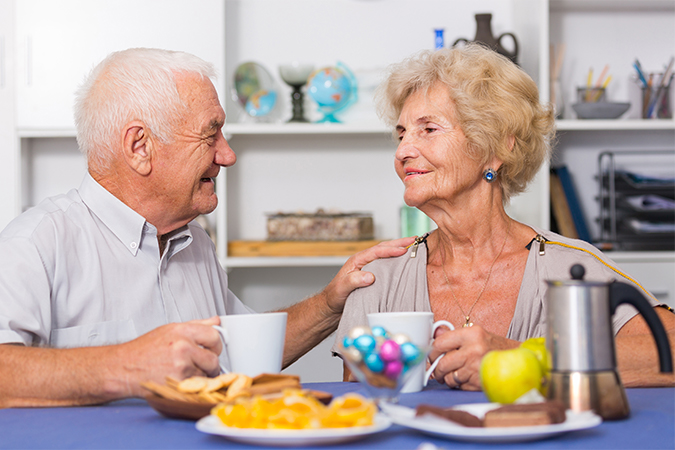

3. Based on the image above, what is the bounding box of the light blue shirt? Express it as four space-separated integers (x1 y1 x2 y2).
0 174 253 348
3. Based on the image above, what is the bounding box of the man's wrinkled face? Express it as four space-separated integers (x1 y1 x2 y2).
152 73 235 226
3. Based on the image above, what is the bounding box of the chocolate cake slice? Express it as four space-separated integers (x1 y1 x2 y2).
415 404 483 427
483 401 567 427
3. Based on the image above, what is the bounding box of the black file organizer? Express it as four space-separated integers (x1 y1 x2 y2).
597 150 675 251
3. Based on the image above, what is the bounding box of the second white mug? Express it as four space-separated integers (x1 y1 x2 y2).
367 311 454 393
214 312 287 377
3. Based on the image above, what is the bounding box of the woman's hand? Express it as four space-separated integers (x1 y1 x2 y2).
429 326 519 391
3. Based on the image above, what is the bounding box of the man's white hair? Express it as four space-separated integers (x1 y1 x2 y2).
74 48 217 169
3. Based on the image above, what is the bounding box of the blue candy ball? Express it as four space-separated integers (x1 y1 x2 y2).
353 334 376 354
342 336 354 348
371 326 388 339
400 342 421 364
364 352 384 373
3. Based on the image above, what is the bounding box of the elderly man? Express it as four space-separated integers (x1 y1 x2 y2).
0 48 412 407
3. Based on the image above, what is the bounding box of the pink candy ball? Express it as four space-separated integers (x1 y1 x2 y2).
384 360 403 379
379 340 401 362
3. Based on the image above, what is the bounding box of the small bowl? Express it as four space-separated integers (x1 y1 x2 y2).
340 326 428 404
572 101 631 119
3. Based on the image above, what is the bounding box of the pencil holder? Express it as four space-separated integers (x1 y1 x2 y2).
641 85 672 119
577 87 606 103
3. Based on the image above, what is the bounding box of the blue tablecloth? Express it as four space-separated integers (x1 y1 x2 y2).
1 381 673 449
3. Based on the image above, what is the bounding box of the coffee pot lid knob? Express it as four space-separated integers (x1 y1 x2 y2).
570 264 586 280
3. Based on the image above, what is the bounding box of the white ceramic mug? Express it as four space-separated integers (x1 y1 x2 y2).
214 312 287 377
367 311 454 393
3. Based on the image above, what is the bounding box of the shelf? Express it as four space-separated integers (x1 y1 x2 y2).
551 0 675 12
18 128 77 138
228 240 380 257
604 251 675 263
225 122 390 136
556 119 675 131
222 256 350 268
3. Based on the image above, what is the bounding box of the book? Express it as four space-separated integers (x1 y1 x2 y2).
550 171 578 239
551 166 592 243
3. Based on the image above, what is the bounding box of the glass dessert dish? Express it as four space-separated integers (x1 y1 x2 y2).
340 325 429 404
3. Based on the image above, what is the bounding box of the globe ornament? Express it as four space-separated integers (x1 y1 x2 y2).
307 62 358 123
245 89 277 118
232 62 279 122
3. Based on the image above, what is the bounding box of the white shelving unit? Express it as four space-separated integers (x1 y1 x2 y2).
549 0 675 306
225 123 390 136
556 120 675 131
1 0 673 381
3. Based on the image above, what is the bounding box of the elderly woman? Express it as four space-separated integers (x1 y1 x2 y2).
333 43 674 389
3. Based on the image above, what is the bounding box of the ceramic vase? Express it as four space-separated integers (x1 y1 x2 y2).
453 13 519 65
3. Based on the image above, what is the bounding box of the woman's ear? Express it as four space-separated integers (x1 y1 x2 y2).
122 121 152 176
507 134 515 152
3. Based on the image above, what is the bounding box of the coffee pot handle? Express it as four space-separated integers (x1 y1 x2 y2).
610 282 673 373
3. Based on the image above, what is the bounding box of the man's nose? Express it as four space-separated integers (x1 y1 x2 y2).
214 132 236 167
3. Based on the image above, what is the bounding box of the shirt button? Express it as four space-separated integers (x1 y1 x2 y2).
130 242 138 249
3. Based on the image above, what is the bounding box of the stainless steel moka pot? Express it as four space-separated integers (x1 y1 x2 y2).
546 264 672 420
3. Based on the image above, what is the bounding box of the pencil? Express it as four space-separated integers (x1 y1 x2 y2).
633 61 648 87
592 75 612 102
647 57 675 118
595 65 609 87
643 74 653 118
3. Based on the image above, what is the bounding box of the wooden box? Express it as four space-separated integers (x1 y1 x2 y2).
266 211 374 241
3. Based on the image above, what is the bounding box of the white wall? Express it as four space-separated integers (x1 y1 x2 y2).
0 0 17 229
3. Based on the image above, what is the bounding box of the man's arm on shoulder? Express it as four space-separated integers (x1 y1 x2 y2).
0 318 223 407
281 237 415 367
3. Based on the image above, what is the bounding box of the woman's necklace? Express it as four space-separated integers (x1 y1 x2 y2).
440 220 512 328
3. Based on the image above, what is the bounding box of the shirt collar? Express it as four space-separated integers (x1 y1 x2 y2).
78 173 147 256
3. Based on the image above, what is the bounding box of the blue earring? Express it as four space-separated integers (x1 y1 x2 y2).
483 168 497 183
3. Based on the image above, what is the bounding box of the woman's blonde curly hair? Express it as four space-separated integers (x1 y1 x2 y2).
376 43 556 202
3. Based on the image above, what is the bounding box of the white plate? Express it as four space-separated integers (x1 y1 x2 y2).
195 413 391 447
380 402 602 443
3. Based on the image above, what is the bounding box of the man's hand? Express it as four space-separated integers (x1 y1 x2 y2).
114 317 223 397
322 237 415 314
0 317 224 407
281 237 415 368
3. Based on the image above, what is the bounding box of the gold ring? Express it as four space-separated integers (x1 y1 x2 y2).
452 370 462 386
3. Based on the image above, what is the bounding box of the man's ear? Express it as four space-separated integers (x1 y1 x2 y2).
122 121 152 176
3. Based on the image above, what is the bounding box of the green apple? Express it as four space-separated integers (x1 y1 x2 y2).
520 337 551 375
520 337 551 396
480 348 543 404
